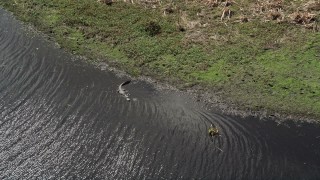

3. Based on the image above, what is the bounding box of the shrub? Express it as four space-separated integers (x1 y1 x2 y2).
145 21 161 36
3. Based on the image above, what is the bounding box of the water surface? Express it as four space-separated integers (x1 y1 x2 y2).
0 8 319 179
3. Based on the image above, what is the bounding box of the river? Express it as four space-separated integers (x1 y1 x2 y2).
0 8 319 179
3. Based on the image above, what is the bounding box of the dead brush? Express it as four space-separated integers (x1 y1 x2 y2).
303 1 320 11
268 10 281 20
220 0 237 21
112 0 162 8
139 0 162 8
234 15 249 23
267 0 283 9
177 11 201 31
221 6 232 20
202 0 233 9
204 0 219 7
267 9 285 21
250 0 286 22
253 0 284 14
288 11 316 24
163 4 175 16
303 22 319 31
223 0 237 7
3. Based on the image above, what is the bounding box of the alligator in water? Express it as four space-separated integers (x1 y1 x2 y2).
118 80 131 101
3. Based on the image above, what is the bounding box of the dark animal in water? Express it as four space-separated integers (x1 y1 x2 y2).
208 124 219 137
118 80 131 101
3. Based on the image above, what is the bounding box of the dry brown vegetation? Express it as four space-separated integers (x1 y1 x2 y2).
96 0 319 31
95 0 319 50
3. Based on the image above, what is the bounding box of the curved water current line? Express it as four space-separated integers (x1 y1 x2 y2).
0 8 319 179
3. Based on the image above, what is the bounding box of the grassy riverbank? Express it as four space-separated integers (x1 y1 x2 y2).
1 0 319 120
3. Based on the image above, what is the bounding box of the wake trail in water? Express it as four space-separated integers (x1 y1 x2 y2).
0 7 319 180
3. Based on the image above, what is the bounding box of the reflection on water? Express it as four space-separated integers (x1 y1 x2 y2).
0 8 319 179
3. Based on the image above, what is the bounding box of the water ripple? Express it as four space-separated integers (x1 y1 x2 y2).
0 7 319 180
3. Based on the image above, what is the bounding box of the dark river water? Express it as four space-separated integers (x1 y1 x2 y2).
0 8 320 180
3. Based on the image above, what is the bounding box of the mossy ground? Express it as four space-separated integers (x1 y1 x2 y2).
1 0 319 120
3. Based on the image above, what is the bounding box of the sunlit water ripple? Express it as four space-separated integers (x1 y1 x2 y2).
0 8 319 179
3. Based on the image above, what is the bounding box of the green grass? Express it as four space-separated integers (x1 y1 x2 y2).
1 0 319 120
